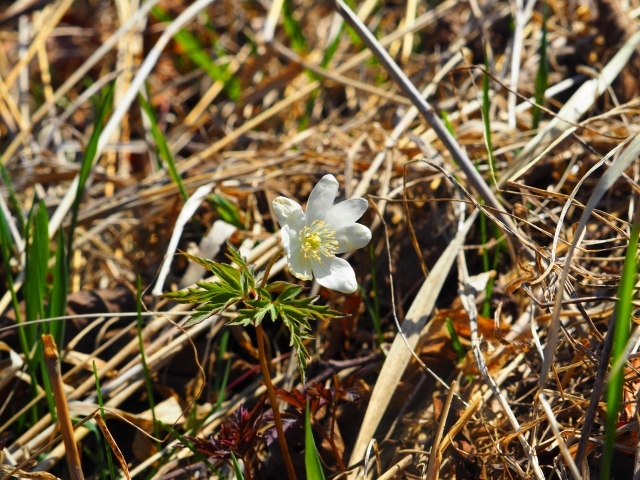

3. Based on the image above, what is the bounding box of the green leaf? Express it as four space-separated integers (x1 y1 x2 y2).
282 0 307 53
532 4 548 130
245 299 270 309
445 317 465 363
305 400 326 480
67 82 115 264
225 242 255 287
0 205 31 372
25 201 48 335
158 420 226 478
228 306 270 327
0 162 25 233
163 287 239 304
208 194 244 229
214 263 242 291
179 251 244 292
137 276 160 447
230 452 245 480
182 311 213 327
440 110 455 137
602 207 640 479
240 271 248 296
48 228 68 350
93 361 116 480
265 281 298 293
269 304 278 322
276 285 304 303
257 287 271 301
151 6 240 100
482 44 496 184
139 92 189 202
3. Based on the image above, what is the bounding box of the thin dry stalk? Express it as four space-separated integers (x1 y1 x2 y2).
41 335 85 480
457 253 544 480
378 454 412 480
255 247 296 480
424 380 456 480
94 413 132 480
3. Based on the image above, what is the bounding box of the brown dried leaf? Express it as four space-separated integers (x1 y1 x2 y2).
94 413 132 480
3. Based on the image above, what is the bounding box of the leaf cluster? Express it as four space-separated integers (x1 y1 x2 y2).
160 244 342 379
265 376 360 471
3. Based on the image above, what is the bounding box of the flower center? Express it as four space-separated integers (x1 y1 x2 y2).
299 220 338 264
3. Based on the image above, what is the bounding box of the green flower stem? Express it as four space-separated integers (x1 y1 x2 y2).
256 247 297 480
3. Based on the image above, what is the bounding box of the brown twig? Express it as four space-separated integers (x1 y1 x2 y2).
255 247 297 480
256 323 297 480
41 334 85 480
377 454 413 480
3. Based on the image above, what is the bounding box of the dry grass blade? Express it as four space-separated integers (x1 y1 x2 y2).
94 413 132 480
424 380 456 480
331 0 523 252
151 183 214 296
457 254 544 480
378 455 412 480
347 209 478 471
540 134 640 389
0 466 59 480
437 392 482 455
505 29 640 183
41 335 84 480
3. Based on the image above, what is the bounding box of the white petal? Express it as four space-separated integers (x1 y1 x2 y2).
285 228 313 281
312 256 358 294
280 225 292 255
323 198 369 230
305 174 339 224
272 197 305 231
334 224 372 254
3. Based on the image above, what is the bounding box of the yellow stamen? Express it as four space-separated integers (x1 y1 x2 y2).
299 220 338 264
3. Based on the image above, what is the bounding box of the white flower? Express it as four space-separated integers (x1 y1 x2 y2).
272 174 372 294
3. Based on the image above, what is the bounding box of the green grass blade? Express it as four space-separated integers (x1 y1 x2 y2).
0 207 30 365
479 200 492 317
321 30 342 69
214 330 229 394
0 162 25 233
282 0 307 53
366 244 384 347
93 361 116 480
34 200 49 319
0 206 41 424
601 208 640 479
208 194 242 229
139 93 189 203
441 110 455 137
482 45 496 184
305 400 326 480
24 207 37 345
230 452 245 480
215 357 231 412
67 83 116 267
151 6 240 100
445 318 465 363
25 201 48 340
158 420 226 478
48 228 68 350
137 276 160 445
532 4 548 130
25 201 57 421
